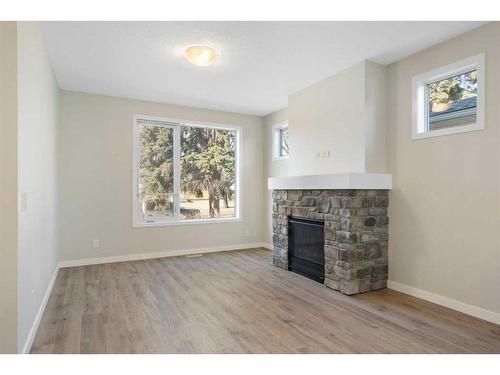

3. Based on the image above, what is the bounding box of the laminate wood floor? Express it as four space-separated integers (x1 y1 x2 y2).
31 248 500 353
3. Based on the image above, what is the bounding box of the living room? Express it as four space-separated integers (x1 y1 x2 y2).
1 1 499 372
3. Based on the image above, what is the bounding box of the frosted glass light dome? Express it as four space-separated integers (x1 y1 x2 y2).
183 45 219 67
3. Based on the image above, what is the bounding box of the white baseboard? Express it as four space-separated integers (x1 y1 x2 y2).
261 243 272 250
58 242 270 268
21 264 60 354
387 280 500 325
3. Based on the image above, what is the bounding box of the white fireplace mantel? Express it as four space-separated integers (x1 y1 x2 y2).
268 173 392 190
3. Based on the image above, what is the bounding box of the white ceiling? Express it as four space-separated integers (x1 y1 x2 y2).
41 21 486 116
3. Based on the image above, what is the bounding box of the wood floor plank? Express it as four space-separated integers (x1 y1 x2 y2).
30 248 500 354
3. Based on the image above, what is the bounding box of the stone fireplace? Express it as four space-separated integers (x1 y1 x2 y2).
271 188 389 295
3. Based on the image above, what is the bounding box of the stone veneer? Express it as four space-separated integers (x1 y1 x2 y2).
272 189 389 295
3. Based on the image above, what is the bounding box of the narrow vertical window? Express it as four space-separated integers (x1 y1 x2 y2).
279 127 289 157
273 123 289 160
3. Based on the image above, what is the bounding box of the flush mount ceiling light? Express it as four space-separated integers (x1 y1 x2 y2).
183 45 220 67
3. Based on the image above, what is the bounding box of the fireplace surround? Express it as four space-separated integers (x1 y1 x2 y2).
272 189 389 295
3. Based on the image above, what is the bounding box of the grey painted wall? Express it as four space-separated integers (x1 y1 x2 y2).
386 22 500 314
17 22 60 353
58 91 265 262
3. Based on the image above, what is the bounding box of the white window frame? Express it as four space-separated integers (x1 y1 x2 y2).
412 53 485 140
272 122 289 160
132 114 242 227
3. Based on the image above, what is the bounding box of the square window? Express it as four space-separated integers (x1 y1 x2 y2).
133 115 240 226
412 54 485 139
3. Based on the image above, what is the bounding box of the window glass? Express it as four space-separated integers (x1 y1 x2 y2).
134 118 239 225
273 124 289 159
137 122 174 220
280 127 289 157
180 126 237 219
427 69 477 131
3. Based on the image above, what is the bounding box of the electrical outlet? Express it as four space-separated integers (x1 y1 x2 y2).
92 239 100 249
313 152 320 159
322 150 330 158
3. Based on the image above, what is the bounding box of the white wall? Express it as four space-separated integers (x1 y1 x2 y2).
17 22 60 353
0 21 18 354
58 91 265 262
263 108 288 245
364 61 387 173
287 61 387 176
386 22 500 316
288 62 365 175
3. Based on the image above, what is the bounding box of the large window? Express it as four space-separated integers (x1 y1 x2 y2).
412 54 485 139
133 115 240 226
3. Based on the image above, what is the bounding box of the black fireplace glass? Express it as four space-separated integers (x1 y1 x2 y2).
288 217 325 283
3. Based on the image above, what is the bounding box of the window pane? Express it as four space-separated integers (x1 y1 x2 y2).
137 123 174 220
427 69 477 131
280 127 289 156
180 126 237 219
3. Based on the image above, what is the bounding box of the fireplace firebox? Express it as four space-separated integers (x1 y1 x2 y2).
288 217 325 283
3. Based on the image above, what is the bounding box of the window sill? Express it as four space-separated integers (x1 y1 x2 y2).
412 122 484 140
133 217 242 228
273 155 289 161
